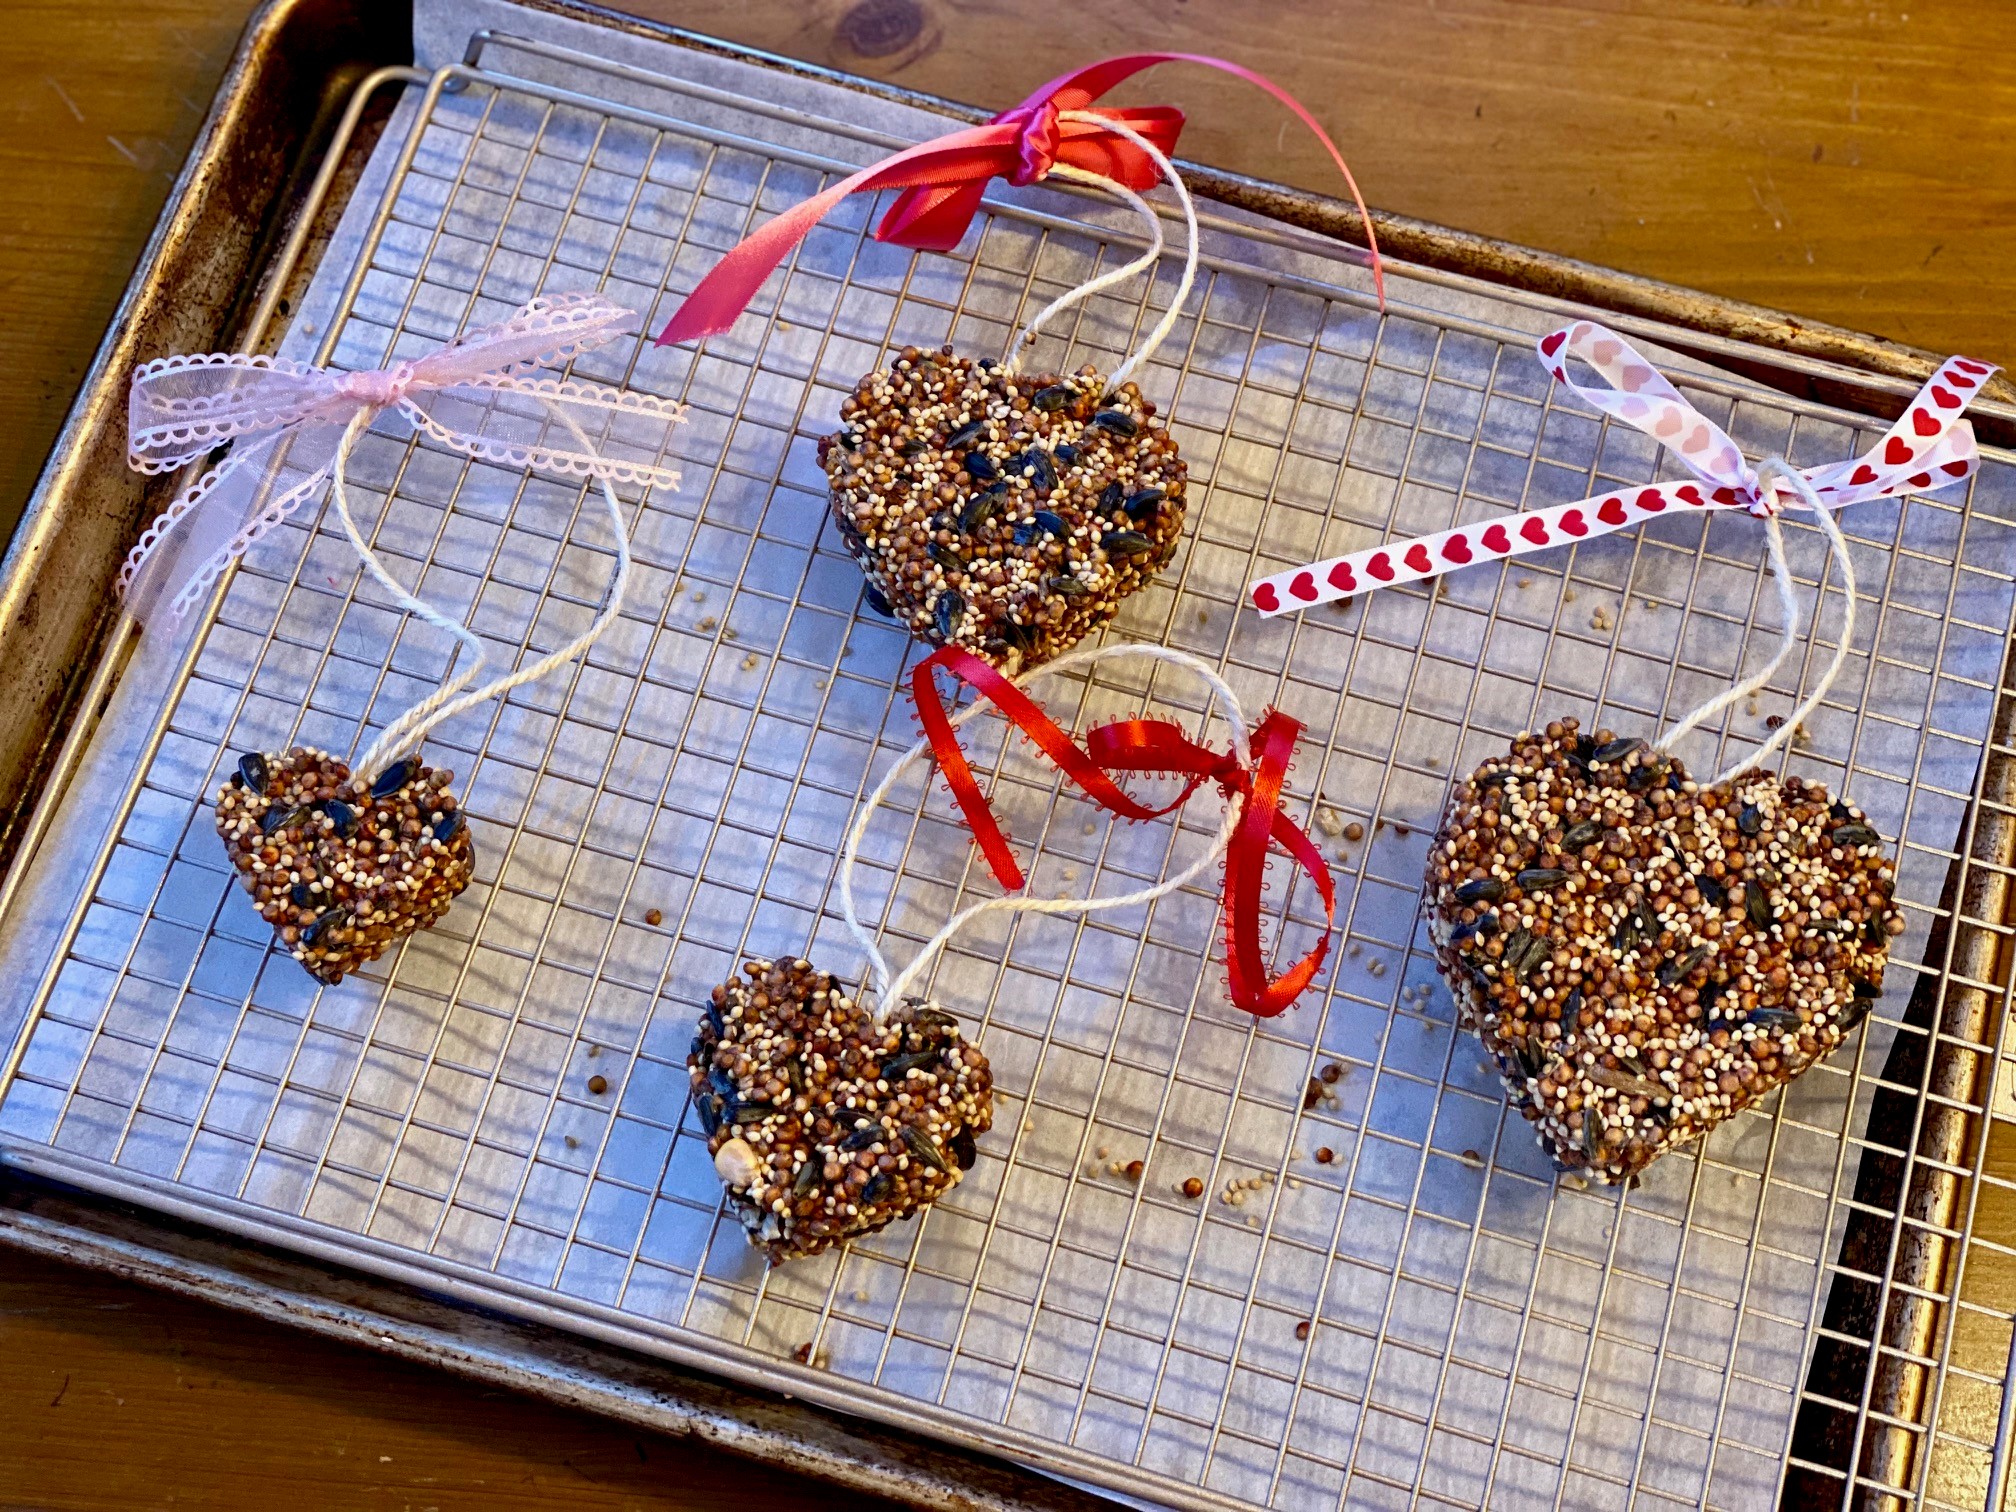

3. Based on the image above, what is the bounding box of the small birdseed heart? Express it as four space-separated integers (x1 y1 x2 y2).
215 747 475 984
690 955 995 1265
1427 717 1900 1183
821 345 1187 673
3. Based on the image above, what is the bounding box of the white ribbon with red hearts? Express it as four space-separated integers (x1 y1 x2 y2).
1246 321 1998 616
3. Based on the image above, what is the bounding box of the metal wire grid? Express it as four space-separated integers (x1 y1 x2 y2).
1 54 2014 1512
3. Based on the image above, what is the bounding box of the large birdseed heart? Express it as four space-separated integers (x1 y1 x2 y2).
1426 717 1901 1183
821 345 1187 672
689 955 994 1265
215 747 475 984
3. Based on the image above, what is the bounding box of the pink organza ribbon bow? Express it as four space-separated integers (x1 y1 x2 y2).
122 291 682 627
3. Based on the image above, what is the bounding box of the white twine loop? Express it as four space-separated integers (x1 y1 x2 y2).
839 643 1250 1022
1654 458 1858 785
332 402 637 782
1002 110 1199 391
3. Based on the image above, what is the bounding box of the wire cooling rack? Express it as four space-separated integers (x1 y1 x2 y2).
3 28 2016 1511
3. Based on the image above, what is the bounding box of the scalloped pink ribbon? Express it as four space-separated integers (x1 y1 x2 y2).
1246 321 1998 616
120 292 682 628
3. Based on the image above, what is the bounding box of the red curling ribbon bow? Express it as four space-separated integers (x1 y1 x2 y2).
656 52 1383 347
910 647 1336 1018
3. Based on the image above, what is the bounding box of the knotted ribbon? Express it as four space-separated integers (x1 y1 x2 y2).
122 292 683 628
911 647 1335 1017
656 53 1383 347
1248 320 1997 614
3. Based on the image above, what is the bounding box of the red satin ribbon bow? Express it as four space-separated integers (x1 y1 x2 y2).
656 52 1383 347
911 648 1336 1018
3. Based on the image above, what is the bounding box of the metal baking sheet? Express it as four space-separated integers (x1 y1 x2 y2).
3 11 2015 1509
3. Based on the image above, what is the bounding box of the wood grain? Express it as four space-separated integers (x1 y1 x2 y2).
0 1249 902 1509
0 0 2009 1505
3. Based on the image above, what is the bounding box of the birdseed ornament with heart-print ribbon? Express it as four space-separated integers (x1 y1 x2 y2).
658 53 1385 674
1247 320 1995 613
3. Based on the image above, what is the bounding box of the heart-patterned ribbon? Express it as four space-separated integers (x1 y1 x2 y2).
1247 321 1998 615
655 52 1383 348
911 647 1335 1017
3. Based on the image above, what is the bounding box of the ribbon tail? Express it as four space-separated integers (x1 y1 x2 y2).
1221 712 1334 1016
911 651 1030 889
405 382 685 491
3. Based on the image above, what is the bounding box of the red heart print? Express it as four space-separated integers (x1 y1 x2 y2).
1598 497 1627 526
1932 385 1961 410
1941 460 1970 477
1559 509 1587 538
1520 516 1549 546
1954 358 1990 375
1884 437 1913 466
1328 560 1357 592
1907 472 1932 489
1635 488 1666 513
1367 552 1395 582
1675 485 1705 507
1539 331 1567 357
1290 571 1319 601
1482 524 1511 554
1850 464 1877 486
1405 543 1433 574
1912 409 1940 437
1252 582 1279 612
1444 533 1473 564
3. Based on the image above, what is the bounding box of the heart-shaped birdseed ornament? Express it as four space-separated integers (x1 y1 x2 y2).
822 346 1187 673
215 747 475 984
1427 717 1902 1183
689 955 994 1264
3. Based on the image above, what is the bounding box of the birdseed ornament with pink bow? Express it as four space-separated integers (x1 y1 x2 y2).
123 292 685 982
1249 320 1998 1183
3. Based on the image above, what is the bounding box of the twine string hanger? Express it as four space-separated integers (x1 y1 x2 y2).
331 399 637 782
1652 460 1858 786
838 643 1252 1022
1000 110 1201 391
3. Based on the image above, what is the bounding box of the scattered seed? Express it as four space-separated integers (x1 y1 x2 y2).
698 616 717 632
1344 821 1365 842
645 908 663 926
1125 1159 1144 1180
1295 1320 1312 1341
587 1074 609 1095
1315 1147 1335 1164
1182 1177 1204 1199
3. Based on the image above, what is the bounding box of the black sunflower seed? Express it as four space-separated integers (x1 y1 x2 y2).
1102 530 1154 558
1592 737 1646 763
319 798 358 838
1832 822 1882 849
1560 820 1605 850
290 883 314 907
960 483 1007 531
1049 575 1090 598
910 1006 959 1033
1829 800 1851 820
1033 510 1069 537
260 804 308 836
901 1125 955 1175
1696 873 1726 907
950 1126 979 1170
934 590 966 641
862 1171 892 1204
300 905 351 947
1864 916 1889 946
371 758 418 799
963 451 998 482
879 1049 941 1081
1747 1004 1801 1032
1030 385 1073 412
1009 449 1057 489
945 418 987 449
1746 879 1772 930
1500 926 1533 971
692 1090 721 1137
1052 443 1078 465
1516 867 1570 891
1582 1111 1605 1162
1454 876 1505 904
999 620 1036 651
1099 481 1125 516
1658 944 1712 987
840 1122 883 1152
1561 986 1585 1025
1091 409 1139 437
1698 978 1727 1016
1516 937 1553 980
1012 521 1038 546
899 437 930 457
1512 1034 1547 1083
1737 803 1762 837
1123 488 1165 521
794 1158 822 1196
1851 977 1883 999
237 752 269 795
1627 761 1663 792
928 542 967 572
734 1102 771 1124
863 583 894 618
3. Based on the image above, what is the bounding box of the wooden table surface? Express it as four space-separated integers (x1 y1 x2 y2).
2 0 2011 1505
